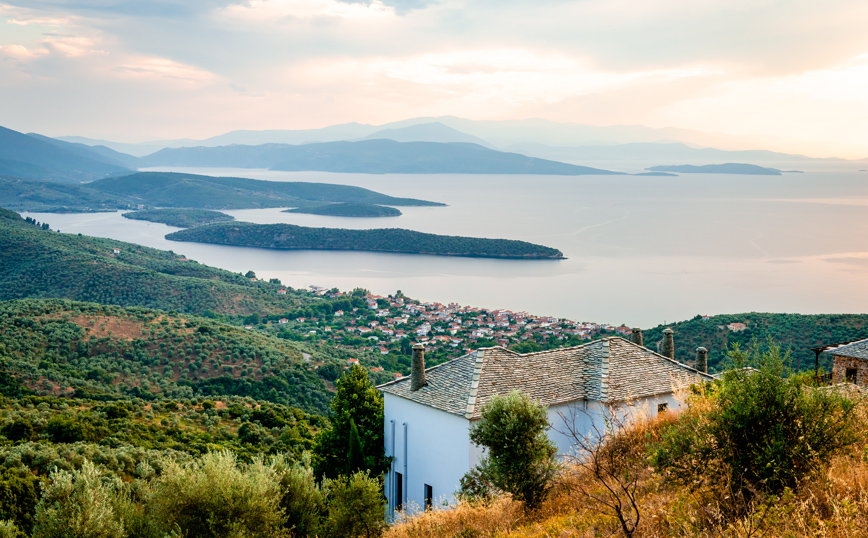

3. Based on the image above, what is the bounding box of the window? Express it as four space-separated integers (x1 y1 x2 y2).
424 484 433 510
395 472 403 511
846 368 858 383
657 402 668 413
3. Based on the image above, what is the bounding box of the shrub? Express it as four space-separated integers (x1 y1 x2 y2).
273 453 325 538
467 391 558 511
323 471 386 538
146 450 285 538
652 341 861 504
31 460 125 538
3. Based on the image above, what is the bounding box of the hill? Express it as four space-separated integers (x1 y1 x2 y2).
143 140 624 175
89 171 443 208
0 207 318 316
26 132 143 169
646 163 783 175
0 298 333 413
166 221 566 259
122 208 235 228
641 312 868 373
284 203 401 217
0 175 136 212
0 125 132 182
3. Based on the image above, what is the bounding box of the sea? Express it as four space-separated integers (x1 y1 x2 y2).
25 165 868 328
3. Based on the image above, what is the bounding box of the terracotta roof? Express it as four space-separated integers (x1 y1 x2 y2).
377 337 713 419
829 338 868 360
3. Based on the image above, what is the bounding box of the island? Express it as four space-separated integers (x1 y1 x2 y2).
283 202 402 218
165 222 565 259
123 208 235 228
645 163 782 175
633 171 678 177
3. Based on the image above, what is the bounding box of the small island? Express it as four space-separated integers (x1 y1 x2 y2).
123 208 235 228
645 163 782 175
283 202 402 218
166 222 565 259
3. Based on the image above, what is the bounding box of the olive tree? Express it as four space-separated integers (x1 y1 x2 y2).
466 390 558 511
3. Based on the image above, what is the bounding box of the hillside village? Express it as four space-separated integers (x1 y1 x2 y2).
262 286 634 376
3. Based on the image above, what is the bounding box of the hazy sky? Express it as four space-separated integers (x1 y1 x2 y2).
2 0 867 157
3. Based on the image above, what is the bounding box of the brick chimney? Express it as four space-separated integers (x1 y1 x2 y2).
662 328 674 360
411 343 427 391
695 347 708 374
630 328 644 347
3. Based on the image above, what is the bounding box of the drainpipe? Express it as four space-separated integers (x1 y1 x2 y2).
403 422 408 510
390 419 395 515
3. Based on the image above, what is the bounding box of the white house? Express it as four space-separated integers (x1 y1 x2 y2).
377 337 712 515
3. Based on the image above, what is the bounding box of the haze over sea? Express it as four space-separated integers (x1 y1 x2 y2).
29 166 868 327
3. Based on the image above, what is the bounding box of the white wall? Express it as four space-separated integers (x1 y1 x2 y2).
383 394 473 516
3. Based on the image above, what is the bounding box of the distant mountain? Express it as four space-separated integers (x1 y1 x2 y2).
503 142 829 166
646 163 782 175
55 136 176 157
143 140 623 175
356 122 490 145
0 125 131 182
0 175 135 212
27 132 143 169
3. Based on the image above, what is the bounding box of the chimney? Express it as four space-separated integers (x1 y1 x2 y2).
695 347 708 374
411 343 427 391
630 328 644 347
662 328 674 360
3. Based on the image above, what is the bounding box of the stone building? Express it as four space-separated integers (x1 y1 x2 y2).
829 339 868 385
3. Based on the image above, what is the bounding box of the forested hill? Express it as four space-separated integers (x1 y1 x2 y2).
89 172 443 209
642 312 868 373
0 298 330 414
0 207 318 316
166 221 566 259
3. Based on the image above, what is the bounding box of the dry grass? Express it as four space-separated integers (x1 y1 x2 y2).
387 396 868 538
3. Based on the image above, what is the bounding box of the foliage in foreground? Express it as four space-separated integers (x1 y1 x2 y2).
465 391 558 511
11 450 385 538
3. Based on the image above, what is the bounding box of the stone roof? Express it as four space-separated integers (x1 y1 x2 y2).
377 337 713 419
829 338 868 360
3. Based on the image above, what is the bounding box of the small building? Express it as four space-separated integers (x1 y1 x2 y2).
112 248 120 255
278 289 287 295
829 339 868 385
377 338 712 515
726 322 747 332
278 319 288 324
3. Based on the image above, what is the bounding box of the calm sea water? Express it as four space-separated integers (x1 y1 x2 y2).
27 166 868 327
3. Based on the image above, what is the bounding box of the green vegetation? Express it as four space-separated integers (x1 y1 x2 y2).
122 208 235 228
652 341 859 502
641 313 868 373
312 366 387 479
0 171 442 213
465 390 558 511
89 172 443 209
0 208 317 316
167 222 565 259
285 203 402 218
0 298 331 413
0 176 134 213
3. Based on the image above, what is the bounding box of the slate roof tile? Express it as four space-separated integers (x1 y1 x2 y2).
377 337 713 419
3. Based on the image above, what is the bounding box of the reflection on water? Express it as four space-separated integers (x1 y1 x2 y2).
27 167 868 326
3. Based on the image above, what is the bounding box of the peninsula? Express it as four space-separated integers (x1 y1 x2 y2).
284 203 401 218
122 208 235 228
165 222 564 259
645 163 783 175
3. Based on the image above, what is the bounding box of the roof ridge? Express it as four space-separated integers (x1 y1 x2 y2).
374 349 476 389
464 350 485 419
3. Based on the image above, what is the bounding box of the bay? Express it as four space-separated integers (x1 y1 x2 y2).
27 166 868 327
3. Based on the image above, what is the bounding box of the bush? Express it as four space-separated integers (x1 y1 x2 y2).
323 471 386 538
147 450 285 538
652 341 861 503
31 460 125 538
467 390 558 511
273 453 325 538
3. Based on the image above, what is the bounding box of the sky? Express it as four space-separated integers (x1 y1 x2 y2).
1 0 868 158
